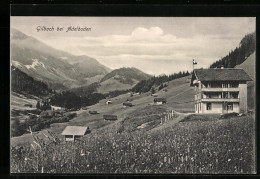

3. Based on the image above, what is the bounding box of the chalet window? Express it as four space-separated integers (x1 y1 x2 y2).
65 135 73 138
195 104 197 111
206 103 211 110
230 82 239 88
211 82 222 88
228 103 233 110
222 83 228 88
223 92 228 98
230 92 238 98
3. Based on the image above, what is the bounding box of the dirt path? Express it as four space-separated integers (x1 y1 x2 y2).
149 110 194 133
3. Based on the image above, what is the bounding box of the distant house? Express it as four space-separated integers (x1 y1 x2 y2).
154 98 166 104
151 94 158 97
89 110 98 114
106 100 112 105
61 126 90 141
123 102 133 107
51 105 62 111
191 68 252 114
103 115 118 121
24 104 33 108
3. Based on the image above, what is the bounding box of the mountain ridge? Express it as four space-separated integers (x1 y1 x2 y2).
11 28 110 90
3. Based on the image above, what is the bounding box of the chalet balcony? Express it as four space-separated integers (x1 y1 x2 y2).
201 88 239 92
201 98 240 102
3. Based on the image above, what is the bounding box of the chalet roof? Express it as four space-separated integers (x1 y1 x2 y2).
193 68 252 81
61 126 88 136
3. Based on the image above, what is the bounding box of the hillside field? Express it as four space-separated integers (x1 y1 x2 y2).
11 111 255 174
10 75 255 174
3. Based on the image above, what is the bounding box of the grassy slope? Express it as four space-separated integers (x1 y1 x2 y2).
11 75 194 146
11 114 255 174
97 78 133 93
10 92 38 111
10 75 255 174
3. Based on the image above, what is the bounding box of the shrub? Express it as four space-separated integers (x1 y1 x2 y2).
40 110 55 118
65 113 77 120
219 112 239 119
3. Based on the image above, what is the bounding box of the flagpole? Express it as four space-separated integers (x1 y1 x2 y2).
192 59 194 72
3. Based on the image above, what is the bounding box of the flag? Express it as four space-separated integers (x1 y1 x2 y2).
193 59 197 65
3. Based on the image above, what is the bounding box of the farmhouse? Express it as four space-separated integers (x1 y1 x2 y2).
154 98 167 104
191 68 252 114
103 115 118 121
61 126 90 141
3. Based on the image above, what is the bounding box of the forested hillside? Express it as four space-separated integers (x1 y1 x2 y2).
210 32 255 68
11 65 52 97
132 71 190 93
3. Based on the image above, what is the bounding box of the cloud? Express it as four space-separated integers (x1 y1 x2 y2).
131 27 164 40
30 25 254 75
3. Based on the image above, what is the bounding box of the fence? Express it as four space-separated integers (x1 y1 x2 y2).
160 110 176 125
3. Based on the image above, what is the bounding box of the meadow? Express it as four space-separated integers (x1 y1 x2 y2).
10 113 255 174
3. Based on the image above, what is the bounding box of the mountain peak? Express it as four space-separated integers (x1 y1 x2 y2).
11 28 28 40
100 67 151 84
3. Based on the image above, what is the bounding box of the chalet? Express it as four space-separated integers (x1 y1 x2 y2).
89 110 99 114
154 98 167 104
123 102 133 107
103 115 118 121
61 126 90 141
191 68 252 114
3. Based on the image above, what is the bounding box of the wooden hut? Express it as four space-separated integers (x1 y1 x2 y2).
103 115 118 121
123 102 133 107
154 98 167 104
61 126 90 142
89 110 98 114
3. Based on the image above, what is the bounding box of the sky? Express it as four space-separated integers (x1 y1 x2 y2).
11 17 255 75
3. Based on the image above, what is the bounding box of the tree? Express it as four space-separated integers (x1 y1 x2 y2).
159 84 164 90
151 87 155 94
36 100 41 109
11 119 24 137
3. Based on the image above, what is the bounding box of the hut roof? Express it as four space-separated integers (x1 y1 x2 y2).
103 115 118 120
89 110 98 114
61 126 89 136
123 102 133 106
154 98 166 102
